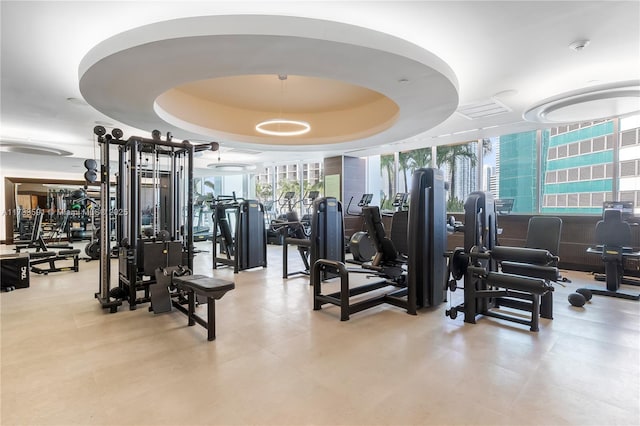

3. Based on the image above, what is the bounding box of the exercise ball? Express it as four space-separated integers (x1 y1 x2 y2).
576 288 593 301
568 292 586 307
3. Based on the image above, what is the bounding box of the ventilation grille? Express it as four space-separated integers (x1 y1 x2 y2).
456 98 512 120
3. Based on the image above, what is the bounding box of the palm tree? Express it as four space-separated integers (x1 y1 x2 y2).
380 154 395 206
436 143 477 201
408 148 432 173
255 182 273 203
398 148 432 193
398 151 412 193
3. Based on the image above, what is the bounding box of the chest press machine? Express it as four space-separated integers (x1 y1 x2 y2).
311 168 448 320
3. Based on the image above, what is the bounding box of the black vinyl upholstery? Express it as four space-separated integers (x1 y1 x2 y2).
501 216 562 280
596 209 631 248
524 216 562 258
361 206 400 265
390 210 409 257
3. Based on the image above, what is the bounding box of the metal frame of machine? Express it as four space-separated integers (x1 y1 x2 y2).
92 126 218 312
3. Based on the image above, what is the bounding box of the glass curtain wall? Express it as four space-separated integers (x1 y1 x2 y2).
365 113 640 215
254 161 324 219
618 116 640 215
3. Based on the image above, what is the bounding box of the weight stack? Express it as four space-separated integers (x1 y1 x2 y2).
407 168 447 308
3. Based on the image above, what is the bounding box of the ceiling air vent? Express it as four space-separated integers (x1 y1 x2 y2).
456 98 512 120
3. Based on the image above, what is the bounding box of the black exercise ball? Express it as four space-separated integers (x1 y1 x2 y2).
568 292 586 307
576 288 593 301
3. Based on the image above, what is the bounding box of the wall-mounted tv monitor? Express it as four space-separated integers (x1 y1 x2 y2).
603 201 634 220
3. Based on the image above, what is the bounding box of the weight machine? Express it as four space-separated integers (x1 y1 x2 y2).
346 194 375 264
312 168 448 320
93 126 219 312
278 192 342 279
300 190 320 236
212 195 267 273
445 192 557 331
14 209 81 275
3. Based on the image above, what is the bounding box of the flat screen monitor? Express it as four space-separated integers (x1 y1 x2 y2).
603 201 634 220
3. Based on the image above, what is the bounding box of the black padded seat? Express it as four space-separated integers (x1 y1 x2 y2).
361 206 403 266
501 216 562 282
173 275 235 298
171 275 235 341
29 251 56 259
597 209 631 247
58 249 81 256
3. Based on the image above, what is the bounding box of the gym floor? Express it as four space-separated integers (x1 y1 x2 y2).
1 241 639 425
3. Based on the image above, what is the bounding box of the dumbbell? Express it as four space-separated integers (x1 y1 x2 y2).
568 288 593 307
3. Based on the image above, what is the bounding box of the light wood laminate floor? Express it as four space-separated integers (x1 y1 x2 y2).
1 242 639 425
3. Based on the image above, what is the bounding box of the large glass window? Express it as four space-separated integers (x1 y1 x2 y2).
254 161 323 219
379 153 396 210
306 114 640 218
541 120 615 214
618 115 640 215
436 141 478 212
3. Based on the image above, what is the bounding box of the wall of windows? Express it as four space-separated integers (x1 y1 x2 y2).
196 113 640 221
541 120 615 214
254 161 324 218
364 114 640 215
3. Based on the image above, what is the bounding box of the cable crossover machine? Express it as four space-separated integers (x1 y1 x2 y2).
92 126 220 313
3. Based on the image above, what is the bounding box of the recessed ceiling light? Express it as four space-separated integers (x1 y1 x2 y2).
569 39 590 51
66 97 88 106
524 80 640 123
207 163 257 172
492 89 518 98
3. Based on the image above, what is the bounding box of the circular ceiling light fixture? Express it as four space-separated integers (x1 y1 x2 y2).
207 163 257 173
523 80 640 123
569 39 590 51
255 119 311 136
0 141 73 156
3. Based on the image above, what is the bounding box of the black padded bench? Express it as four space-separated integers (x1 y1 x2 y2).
171 275 235 341
29 249 80 275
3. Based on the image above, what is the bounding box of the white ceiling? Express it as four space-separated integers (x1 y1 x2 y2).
1 1 639 175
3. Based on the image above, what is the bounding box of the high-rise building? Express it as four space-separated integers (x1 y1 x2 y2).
541 120 615 214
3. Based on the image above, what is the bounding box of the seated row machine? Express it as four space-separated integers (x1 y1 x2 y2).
446 192 557 332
